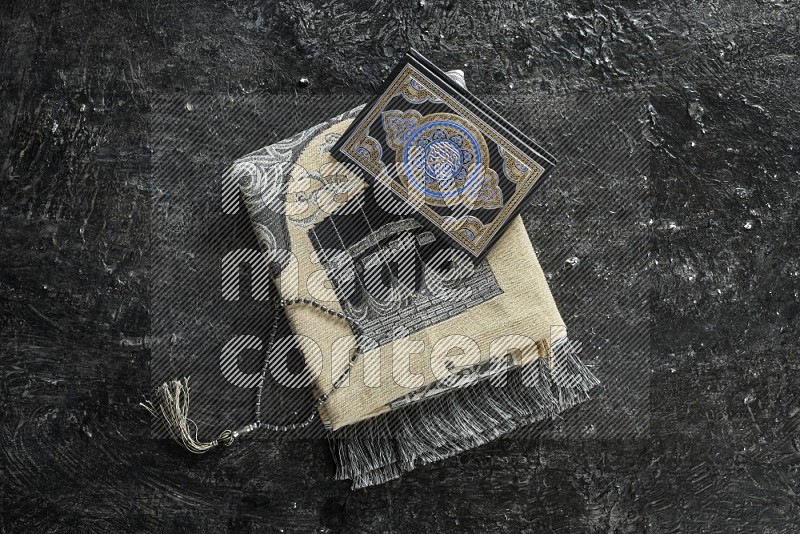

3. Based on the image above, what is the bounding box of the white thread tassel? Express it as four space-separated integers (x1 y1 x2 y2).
141 377 234 453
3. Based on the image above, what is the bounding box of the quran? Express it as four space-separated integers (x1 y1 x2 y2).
332 49 556 259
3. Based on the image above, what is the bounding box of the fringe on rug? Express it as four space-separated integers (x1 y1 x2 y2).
329 337 600 489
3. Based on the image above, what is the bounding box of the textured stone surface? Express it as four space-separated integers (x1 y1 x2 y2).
1 1 799 532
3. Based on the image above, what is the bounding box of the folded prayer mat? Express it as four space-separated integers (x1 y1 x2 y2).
144 70 599 489
231 71 599 488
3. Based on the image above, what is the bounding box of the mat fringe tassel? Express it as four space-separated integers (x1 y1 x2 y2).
141 377 234 453
329 337 599 489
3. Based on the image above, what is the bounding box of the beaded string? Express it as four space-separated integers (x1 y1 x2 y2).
229 296 363 441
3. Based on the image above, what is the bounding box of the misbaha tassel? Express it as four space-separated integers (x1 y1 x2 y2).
141 377 235 454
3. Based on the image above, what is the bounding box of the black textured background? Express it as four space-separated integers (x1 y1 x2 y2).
2 1 799 532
